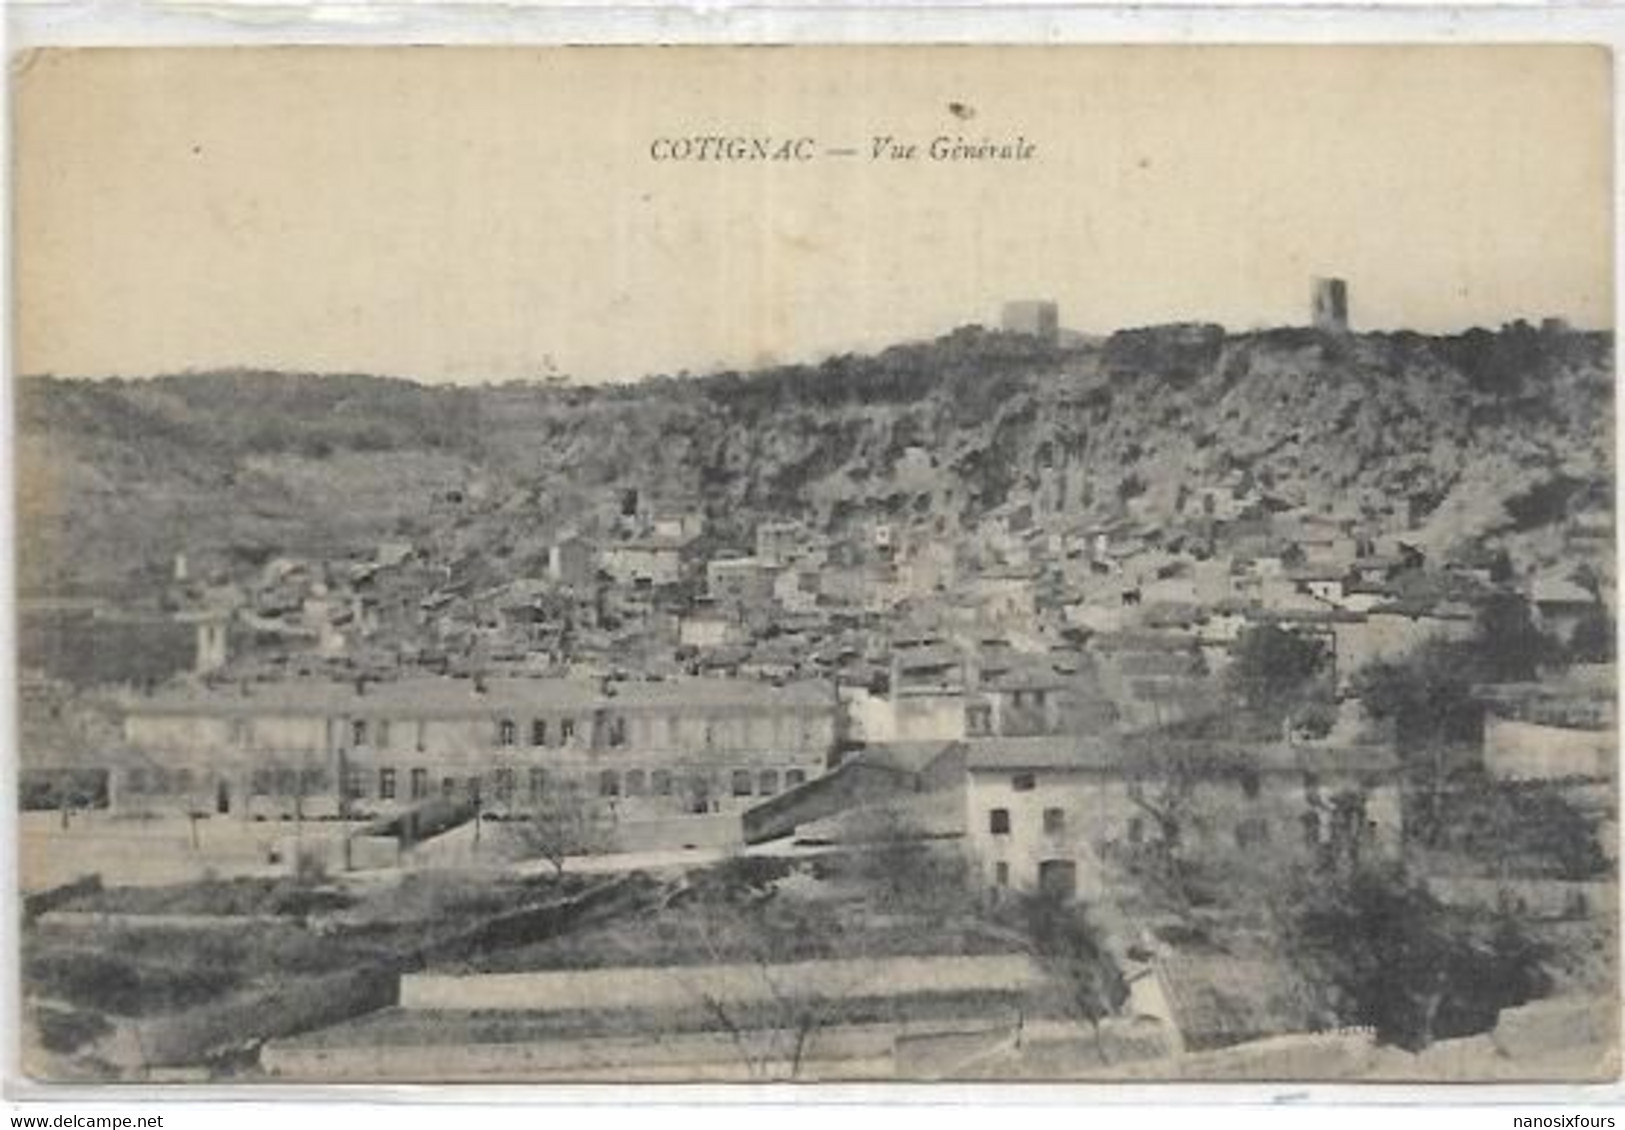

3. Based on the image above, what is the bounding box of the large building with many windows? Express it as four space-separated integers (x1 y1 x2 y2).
964 735 1401 901
116 675 839 822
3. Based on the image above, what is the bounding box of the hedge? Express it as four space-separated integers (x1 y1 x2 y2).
134 965 398 1066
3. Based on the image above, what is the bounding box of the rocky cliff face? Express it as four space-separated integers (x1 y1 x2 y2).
18 322 1614 596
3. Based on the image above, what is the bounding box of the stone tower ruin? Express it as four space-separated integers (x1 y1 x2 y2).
1312 277 1349 333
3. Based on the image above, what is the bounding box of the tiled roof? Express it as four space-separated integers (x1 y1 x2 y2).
964 736 1122 772
965 735 1399 776
127 674 834 718
854 740 964 775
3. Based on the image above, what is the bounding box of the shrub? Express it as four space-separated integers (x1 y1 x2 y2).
25 948 242 1016
33 1007 112 1054
136 966 397 1066
1285 861 1553 1051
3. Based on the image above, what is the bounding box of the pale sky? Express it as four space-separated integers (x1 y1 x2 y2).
14 45 1614 384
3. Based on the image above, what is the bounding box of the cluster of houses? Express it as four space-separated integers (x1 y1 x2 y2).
79 462 1613 900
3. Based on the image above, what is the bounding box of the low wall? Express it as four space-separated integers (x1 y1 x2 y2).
264 1019 904 1081
1485 717 1614 781
1492 996 1619 1062
18 813 368 890
894 1017 1175 1079
129 966 398 1067
22 875 102 923
279 832 400 873
615 814 742 854
401 954 1043 1013
36 910 288 932
1426 877 1613 919
891 1023 1014 1077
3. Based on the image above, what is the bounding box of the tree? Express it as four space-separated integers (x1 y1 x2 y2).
649 871 870 1080
1353 597 1565 846
1284 861 1551 1051
1021 894 1128 1063
1226 624 1331 735
512 779 614 876
841 804 976 916
1435 772 1607 881
1355 642 1478 752
1475 592 1556 682
1121 744 1246 916
1353 637 1485 846
1567 604 1616 664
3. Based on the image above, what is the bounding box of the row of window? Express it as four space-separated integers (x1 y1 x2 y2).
329 766 810 803
342 717 585 750
985 807 1349 851
342 715 823 751
987 806 1068 835
123 766 224 795
496 717 584 748
998 770 1339 802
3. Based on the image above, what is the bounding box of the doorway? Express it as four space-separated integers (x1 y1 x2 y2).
1037 858 1078 901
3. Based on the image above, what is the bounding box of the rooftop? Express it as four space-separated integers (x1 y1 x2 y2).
127 674 836 718
965 735 1400 776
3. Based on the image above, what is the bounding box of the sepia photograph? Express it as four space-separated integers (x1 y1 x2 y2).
9 44 1618 1086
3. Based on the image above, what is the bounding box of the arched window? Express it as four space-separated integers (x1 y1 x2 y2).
352 719 369 747
498 719 517 747
731 770 753 797
758 770 779 796
599 769 620 797
651 770 672 796
626 770 646 796
785 769 806 788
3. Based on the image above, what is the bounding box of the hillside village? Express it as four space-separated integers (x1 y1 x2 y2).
16 293 1619 1082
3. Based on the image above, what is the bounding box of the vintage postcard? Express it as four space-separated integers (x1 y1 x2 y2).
11 45 1617 1084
